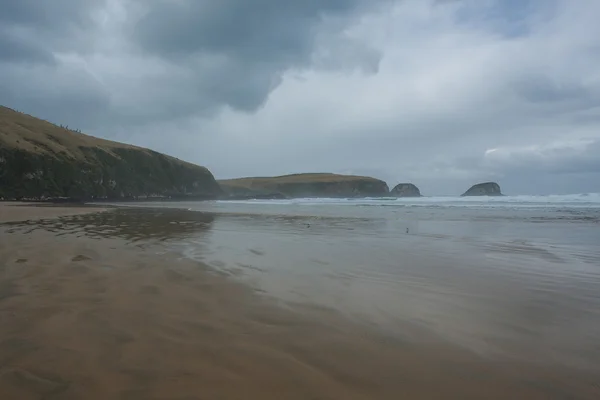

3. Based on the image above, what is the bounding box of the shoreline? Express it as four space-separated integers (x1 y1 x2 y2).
1 204 598 399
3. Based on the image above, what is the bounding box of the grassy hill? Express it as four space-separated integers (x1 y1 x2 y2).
219 173 389 198
0 106 221 200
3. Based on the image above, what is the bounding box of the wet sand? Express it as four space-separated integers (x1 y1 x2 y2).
0 204 598 399
0 202 108 223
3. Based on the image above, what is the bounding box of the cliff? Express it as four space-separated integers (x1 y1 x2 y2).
461 182 503 196
0 106 222 201
219 173 389 199
390 183 421 197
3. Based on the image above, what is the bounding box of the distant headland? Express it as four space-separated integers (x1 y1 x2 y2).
219 174 390 199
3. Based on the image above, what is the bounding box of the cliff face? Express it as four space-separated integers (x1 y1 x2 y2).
219 173 389 199
0 106 222 201
390 183 421 197
461 182 502 196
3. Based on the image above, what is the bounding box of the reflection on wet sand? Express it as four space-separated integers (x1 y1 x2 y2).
161 208 600 375
2 208 215 243
1 203 599 399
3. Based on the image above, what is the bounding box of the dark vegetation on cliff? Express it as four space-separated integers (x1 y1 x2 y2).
0 106 221 201
461 182 503 196
219 173 390 199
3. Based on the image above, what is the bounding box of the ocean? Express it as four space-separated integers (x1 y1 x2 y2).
55 194 600 371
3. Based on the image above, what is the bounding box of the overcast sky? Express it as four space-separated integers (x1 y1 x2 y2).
1 0 599 195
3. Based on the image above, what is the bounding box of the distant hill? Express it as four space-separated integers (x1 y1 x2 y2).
219 173 389 199
0 106 221 200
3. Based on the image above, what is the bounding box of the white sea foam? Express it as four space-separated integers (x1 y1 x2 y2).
217 193 600 209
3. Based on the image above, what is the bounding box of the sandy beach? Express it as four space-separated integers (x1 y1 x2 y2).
0 202 108 224
0 203 598 399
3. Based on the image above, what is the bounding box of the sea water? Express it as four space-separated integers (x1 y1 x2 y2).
102 194 600 369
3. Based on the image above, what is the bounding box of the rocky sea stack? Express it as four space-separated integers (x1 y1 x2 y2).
461 182 503 197
219 173 389 199
0 106 222 201
390 183 421 197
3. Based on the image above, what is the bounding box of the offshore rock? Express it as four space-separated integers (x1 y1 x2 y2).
461 182 503 196
390 183 421 197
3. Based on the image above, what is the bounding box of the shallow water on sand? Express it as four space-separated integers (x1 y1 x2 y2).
10 198 600 372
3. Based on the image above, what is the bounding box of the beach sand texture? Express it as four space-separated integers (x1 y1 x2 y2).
0 203 598 399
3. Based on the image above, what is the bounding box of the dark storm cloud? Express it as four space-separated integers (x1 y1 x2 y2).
129 0 385 111
0 0 384 127
0 0 103 64
0 0 101 28
1 0 385 125
0 0 110 125
134 0 372 59
0 30 54 63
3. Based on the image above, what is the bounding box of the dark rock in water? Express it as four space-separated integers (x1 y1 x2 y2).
0 106 222 201
461 182 503 196
390 183 421 197
218 173 389 199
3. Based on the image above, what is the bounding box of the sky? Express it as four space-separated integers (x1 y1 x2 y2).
1 0 599 195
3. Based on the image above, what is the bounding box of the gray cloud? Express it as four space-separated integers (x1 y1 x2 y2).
1 0 600 195
129 0 384 111
0 0 104 56
0 29 54 63
0 0 383 127
513 75 598 104
0 0 110 125
0 0 99 29
134 1 357 58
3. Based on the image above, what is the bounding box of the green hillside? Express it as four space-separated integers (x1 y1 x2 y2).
0 106 221 200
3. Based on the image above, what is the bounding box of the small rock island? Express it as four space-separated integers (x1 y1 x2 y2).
390 183 421 197
461 182 503 196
